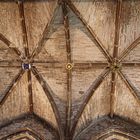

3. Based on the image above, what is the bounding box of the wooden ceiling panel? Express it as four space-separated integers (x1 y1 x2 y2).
24 0 58 54
34 66 67 102
31 73 58 130
0 72 29 125
0 68 21 102
68 7 108 63
0 2 24 55
114 73 140 124
71 68 104 101
73 73 111 137
119 1 140 56
71 0 116 56
123 44 140 62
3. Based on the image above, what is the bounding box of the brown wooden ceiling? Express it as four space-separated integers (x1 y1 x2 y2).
0 0 140 140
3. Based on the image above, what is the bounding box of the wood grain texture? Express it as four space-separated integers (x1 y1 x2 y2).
68 6 108 63
0 72 29 125
33 6 67 63
31 72 58 129
74 73 111 137
119 1 140 55
24 1 57 55
0 2 24 55
71 0 116 57
114 73 140 124
0 114 59 140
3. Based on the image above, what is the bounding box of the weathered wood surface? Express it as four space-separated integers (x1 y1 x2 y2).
0 0 140 140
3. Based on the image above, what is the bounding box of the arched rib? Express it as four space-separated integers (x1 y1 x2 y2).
0 33 21 57
0 69 25 107
65 0 112 63
118 70 140 105
27 70 33 113
110 72 116 118
30 3 60 60
113 0 122 59
70 67 110 137
17 1 29 58
31 66 64 140
119 36 140 62
62 1 72 137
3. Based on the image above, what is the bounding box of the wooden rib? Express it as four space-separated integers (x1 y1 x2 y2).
122 62 140 67
118 70 140 105
30 4 59 60
70 67 110 137
113 0 122 59
110 72 116 118
31 66 64 140
65 0 112 63
62 1 72 137
110 0 122 118
18 1 29 58
0 60 21 67
119 36 140 62
0 69 25 107
74 62 108 69
0 33 21 57
27 70 33 113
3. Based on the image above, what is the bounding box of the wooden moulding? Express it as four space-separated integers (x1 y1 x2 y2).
0 113 59 140
74 115 140 140
31 66 64 140
70 67 110 138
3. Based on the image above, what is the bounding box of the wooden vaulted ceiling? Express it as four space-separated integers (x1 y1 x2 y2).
0 0 140 140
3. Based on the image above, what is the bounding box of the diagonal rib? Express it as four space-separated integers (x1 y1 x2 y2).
30 4 60 60
65 0 112 63
118 70 140 105
70 67 110 137
31 66 64 140
0 69 25 107
119 36 140 62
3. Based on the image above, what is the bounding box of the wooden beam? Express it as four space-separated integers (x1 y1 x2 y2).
0 33 22 57
119 36 140 62
113 0 122 59
118 70 140 105
0 69 25 107
30 4 60 60
17 0 29 58
62 1 72 138
27 70 33 113
70 67 110 137
110 72 116 118
110 0 122 118
65 0 112 63
31 66 64 140
122 62 140 67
